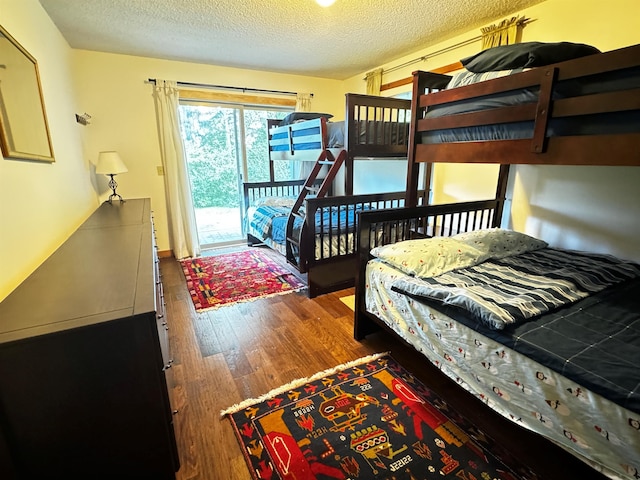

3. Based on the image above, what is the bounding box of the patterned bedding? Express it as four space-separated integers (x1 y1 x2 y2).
365 231 640 479
247 204 367 258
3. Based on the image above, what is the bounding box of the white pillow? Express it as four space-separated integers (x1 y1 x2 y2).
454 228 547 259
446 68 522 89
371 237 488 279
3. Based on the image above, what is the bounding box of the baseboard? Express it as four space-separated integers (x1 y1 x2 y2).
158 250 173 258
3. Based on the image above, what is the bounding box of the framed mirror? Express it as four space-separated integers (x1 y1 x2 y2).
0 24 54 162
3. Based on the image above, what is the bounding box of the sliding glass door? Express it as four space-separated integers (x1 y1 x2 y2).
179 103 289 248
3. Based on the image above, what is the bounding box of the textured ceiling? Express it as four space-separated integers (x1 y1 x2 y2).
38 0 545 80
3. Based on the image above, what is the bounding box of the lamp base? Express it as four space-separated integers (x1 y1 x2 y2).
106 174 125 204
106 193 125 204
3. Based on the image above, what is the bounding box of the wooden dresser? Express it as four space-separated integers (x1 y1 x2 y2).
0 198 179 479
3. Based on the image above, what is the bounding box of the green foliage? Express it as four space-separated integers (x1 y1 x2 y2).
179 105 290 208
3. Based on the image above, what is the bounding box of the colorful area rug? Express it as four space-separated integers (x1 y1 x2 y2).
222 353 540 480
181 249 306 312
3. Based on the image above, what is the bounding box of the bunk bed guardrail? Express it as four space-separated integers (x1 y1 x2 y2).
410 43 640 164
354 199 501 339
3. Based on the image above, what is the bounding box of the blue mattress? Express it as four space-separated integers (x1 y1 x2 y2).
270 121 345 151
270 119 408 152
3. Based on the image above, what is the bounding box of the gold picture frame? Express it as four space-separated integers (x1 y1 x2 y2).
0 24 54 162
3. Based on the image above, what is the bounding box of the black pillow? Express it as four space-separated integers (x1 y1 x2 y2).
460 41 601 73
279 112 333 126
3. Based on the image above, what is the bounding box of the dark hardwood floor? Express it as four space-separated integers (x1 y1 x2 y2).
161 253 606 480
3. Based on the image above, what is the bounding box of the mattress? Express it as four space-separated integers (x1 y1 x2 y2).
247 205 360 259
270 121 345 150
421 66 640 144
364 258 640 479
270 119 409 151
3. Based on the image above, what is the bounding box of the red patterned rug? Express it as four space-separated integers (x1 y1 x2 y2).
180 249 306 312
222 353 540 480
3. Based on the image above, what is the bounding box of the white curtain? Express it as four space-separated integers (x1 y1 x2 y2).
152 80 200 259
365 68 383 96
295 93 312 112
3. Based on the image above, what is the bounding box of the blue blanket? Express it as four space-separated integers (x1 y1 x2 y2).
250 206 289 240
251 204 369 245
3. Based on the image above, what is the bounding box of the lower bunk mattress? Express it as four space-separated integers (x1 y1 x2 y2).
247 204 364 259
364 244 640 479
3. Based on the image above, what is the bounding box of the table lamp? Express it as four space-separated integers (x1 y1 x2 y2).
96 151 128 204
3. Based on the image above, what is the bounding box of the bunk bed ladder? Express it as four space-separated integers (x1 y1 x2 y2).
285 149 348 270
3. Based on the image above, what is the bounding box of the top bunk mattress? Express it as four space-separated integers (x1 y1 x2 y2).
421 65 640 144
270 120 409 152
270 121 345 151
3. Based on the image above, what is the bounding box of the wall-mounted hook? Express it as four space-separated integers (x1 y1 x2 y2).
75 112 92 125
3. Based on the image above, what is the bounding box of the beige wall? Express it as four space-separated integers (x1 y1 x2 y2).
0 0 98 302
2 0 639 302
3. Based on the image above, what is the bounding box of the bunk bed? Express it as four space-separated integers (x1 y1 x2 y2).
267 93 415 195
353 42 640 479
244 93 427 298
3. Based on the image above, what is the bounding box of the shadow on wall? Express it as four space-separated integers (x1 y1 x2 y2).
509 164 640 262
523 205 638 262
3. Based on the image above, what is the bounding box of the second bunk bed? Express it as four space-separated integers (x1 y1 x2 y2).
244 93 434 297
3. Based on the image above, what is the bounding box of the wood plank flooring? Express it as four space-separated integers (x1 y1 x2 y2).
161 253 606 480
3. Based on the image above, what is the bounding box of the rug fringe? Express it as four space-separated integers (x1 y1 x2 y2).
220 351 391 417
191 286 307 313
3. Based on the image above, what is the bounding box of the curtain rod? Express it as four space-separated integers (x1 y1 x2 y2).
380 36 481 76
376 16 531 77
147 79 312 97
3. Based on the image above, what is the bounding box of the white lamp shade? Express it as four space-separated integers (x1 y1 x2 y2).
96 151 128 175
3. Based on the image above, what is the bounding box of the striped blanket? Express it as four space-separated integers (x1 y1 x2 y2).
249 206 290 241
250 204 370 245
391 248 640 330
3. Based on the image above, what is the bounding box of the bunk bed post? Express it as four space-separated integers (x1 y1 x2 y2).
406 71 424 207
266 119 280 182
354 211 378 340
493 164 511 228
422 163 433 206
406 71 452 206
344 94 355 196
